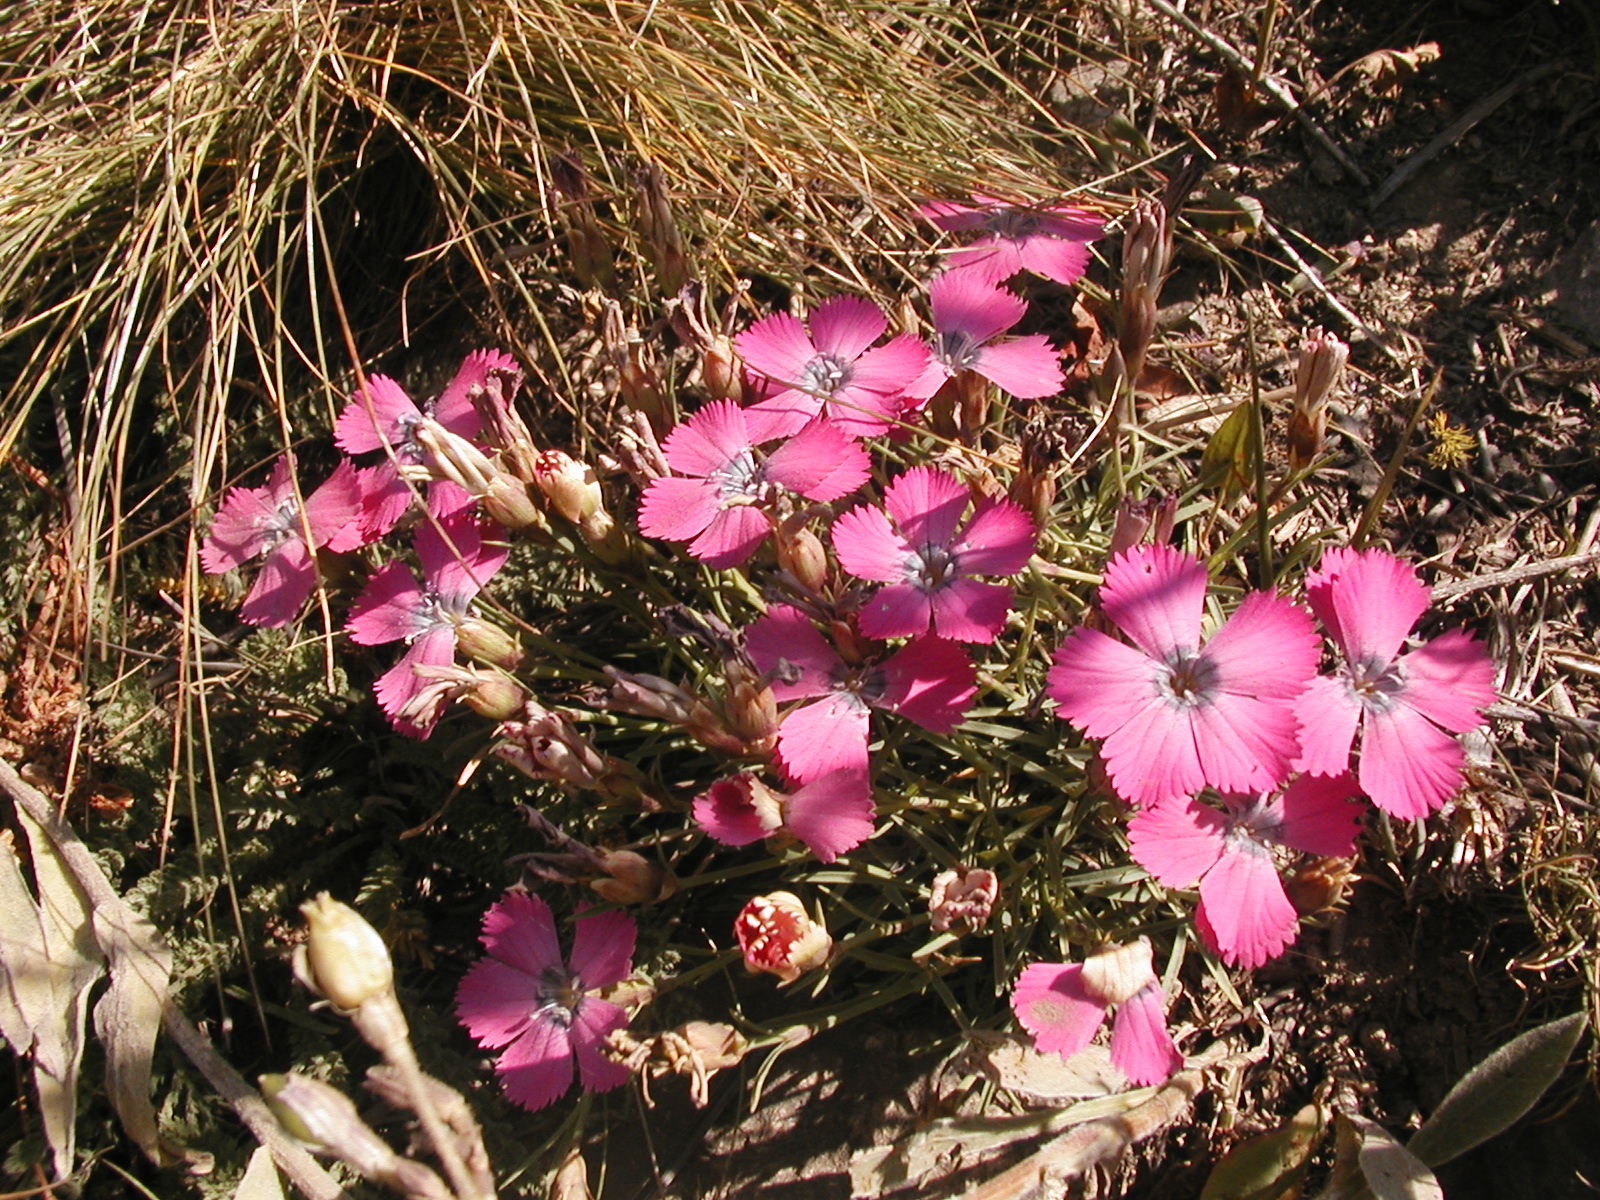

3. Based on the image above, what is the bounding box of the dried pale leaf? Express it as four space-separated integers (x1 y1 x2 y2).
548 1146 592 1200
967 1031 1122 1101
1345 43 1442 95
1201 1104 1324 1200
16 801 106 1180
0 828 53 1055
234 1146 287 1200
92 902 176 1164
1405 1011 1588 1167
1347 1116 1442 1200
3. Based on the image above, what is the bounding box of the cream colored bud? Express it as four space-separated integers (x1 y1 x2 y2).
413 418 496 495
702 336 741 402
480 475 543 531
297 893 393 1011
534 450 602 523
462 671 530 720
776 524 829 593
453 618 524 670
589 849 678 905
734 891 831 984
1079 938 1158 1007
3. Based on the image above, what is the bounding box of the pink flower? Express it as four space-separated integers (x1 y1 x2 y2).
1047 545 1320 807
920 195 1104 286
200 456 363 627
735 891 831 983
692 768 875 863
832 466 1036 643
1012 939 1181 1086
455 892 634 1112
735 296 932 439
906 271 1065 402
1294 548 1496 819
345 512 508 737
744 605 977 783
1127 773 1365 968
333 350 518 543
637 400 868 568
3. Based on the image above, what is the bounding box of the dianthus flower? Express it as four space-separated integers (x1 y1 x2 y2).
1294 547 1496 818
735 295 931 439
744 605 976 783
1047 545 1320 807
345 512 509 737
454 892 634 1112
692 767 874 864
919 195 1104 286
200 455 363 627
637 401 868 568
333 350 519 543
735 891 831 983
832 466 1037 643
1012 939 1181 1087
1127 773 1365 968
907 270 1065 402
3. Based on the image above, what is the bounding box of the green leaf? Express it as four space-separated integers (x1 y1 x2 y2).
1202 1104 1324 1200
1198 402 1255 502
1406 1011 1588 1167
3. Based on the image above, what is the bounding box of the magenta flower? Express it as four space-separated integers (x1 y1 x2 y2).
906 270 1065 402
692 767 875 864
744 605 976 782
200 456 363 627
637 400 868 568
1294 548 1496 819
1127 773 1365 968
832 466 1036 644
1012 939 1182 1086
1047 545 1320 807
455 891 634 1112
920 195 1104 286
735 296 932 439
345 512 508 737
333 350 519 543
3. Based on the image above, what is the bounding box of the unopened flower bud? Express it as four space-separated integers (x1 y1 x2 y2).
1109 492 1177 556
701 336 741 402
461 670 530 720
734 891 831 984
1289 328 1348 472
1118 199 1170 390
413 418 497 495
634 160 688 297
481 475 544 531
534 449 602 523
600 668 700 723
295 893 393 1012
262 1073 398 1173
929 866 1000 934
723 675 778 751
551 151 613 288
776 522 829 593
1080 938 1158 1006
590 849 678 905
454 618 524 670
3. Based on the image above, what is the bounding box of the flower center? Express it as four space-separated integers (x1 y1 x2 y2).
534 965 582 1029
407 589 461 643
936 330 981 371
1157 650 1219 708
906 542 956 589
258 497 302 553
712 449 764 504
989 208 1041 239
798 354 850 396
1344 656 1406 713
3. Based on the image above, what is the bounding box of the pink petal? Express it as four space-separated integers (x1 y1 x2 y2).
883 466 970 551
945 240 1024 285
568 907 636 992
1011 963 1106 1058
434 348 520 435
694 777 775 847
428 478 478 521
418 513 506 605
918 199 988 232
1275 773 1365 856
784 767 876 863
970 335 1065 399
660 400 752 478
929 269 1026 344
688 505 772 568
1099 545 1207 660
1358 703 1467 819
346 561 424 646
454 959 537 1050
638 476 721 542
822 385 900 439
1047 629 1163 740
1186 690 1301 796
808 295 887 361
744 605 842 700
1396 630 1496 733
833 504 914 583
876 636 975 733
1100 703 1208 806
856 582 934 641
743 389 823 439
1205 592 1321 700
201 480 282 573
845 333 933 399
496 1017 575 1111
374 626 458 737
736 313 820 384
239 539 318 628
1109 985 1182 1086
1017 235 1094 286
1032 208 1106 241
1306 547 1429 667
929 578 1013 643
571 997 630 1094
952 496 1036 577
765 420 871 501
357 463 415 542
775 693 871 784
479 891 562 977
1127 798 1228 888
1196 844 1298 968
1293 675 1363 777
334 375 418 455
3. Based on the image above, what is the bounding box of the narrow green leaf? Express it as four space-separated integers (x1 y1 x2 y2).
1406 1011 1588 1167
1201 1104 1324 1200
1198 402 1255 502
